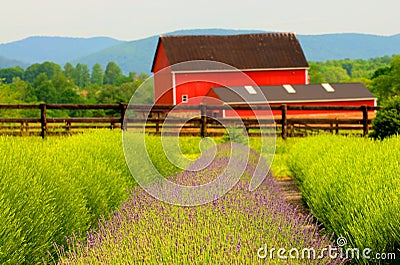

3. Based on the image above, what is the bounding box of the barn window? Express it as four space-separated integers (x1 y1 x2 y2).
182 94 188 103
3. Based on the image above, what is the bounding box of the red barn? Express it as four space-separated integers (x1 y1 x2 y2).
151 33 309 105
150 32 376 117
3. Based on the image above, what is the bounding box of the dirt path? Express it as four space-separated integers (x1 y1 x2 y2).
275 177 311 217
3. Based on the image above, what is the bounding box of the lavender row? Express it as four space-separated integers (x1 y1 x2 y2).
57 143 342 264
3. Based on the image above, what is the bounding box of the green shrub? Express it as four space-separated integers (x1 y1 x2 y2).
222 127 248 146
370 95 400 140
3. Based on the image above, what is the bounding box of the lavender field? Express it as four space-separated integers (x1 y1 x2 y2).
56 143 340 264
4 131 397 264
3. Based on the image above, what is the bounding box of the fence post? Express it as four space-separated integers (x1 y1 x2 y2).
120 103 127 130
155 112 160 133
20 122 24 136
40 103 47 139
200 104 207 138
335 118 339 135
281 104 287 140
362 105 369 137
65 121 71 133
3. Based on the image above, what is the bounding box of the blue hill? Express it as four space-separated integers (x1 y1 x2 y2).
0 36 123 66
1 29 399 74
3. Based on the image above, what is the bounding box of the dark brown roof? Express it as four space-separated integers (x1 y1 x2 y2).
152 33 309 72
211 83 376 104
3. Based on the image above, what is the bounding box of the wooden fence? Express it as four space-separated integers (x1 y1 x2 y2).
0 103 380 139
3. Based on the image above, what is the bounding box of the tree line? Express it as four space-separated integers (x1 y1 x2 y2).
307 55 399 103
0 61 150 106
0 55 399 108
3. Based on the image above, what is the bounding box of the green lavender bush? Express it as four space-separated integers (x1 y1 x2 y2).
289 135 400 263
0 130 134 264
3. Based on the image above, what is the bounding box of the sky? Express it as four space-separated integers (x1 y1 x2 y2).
1 0 399 44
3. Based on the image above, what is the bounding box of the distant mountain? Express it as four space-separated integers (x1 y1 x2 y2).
76 30 400 74
72 35 158 75
299 33 400 61
0 55 29 69
0 36 123 66
74 29 266 74
1 29 400 74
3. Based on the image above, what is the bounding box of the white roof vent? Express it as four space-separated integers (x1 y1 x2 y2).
244 85 257 94
283 84 296 94
322 83 335 92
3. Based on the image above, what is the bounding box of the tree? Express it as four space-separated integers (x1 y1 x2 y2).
24 63 41 83
32 73 58 103
91 63 104 86
0 67 24 83
24 62 62 83
370 96 400 140
308 62 325 83
83 83 101 103
371 55 400 102
0 80 19 103
119 82 139 102
10 78 36 102
371 66 391 79
63 62 76 81
40 62 63 80
322 66 349 83
74 63 90 88
103 62 122 85
95 84 124 104
341 60 353 77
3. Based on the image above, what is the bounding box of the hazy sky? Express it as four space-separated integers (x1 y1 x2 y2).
2 0 399 44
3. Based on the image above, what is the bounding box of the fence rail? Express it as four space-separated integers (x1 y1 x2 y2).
0 103 380 139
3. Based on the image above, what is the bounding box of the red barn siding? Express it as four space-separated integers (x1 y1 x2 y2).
153 42 174 104
173 70 307 105
222 100 376 118
246 70 307 86
152 42 170 73
154 67 173 104
272 100 376 115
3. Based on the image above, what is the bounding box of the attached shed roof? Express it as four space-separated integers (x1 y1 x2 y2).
151 33 309 72
211 83 376 104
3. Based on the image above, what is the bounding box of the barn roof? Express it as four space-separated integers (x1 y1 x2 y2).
210 83 376 104
151 33 309 72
